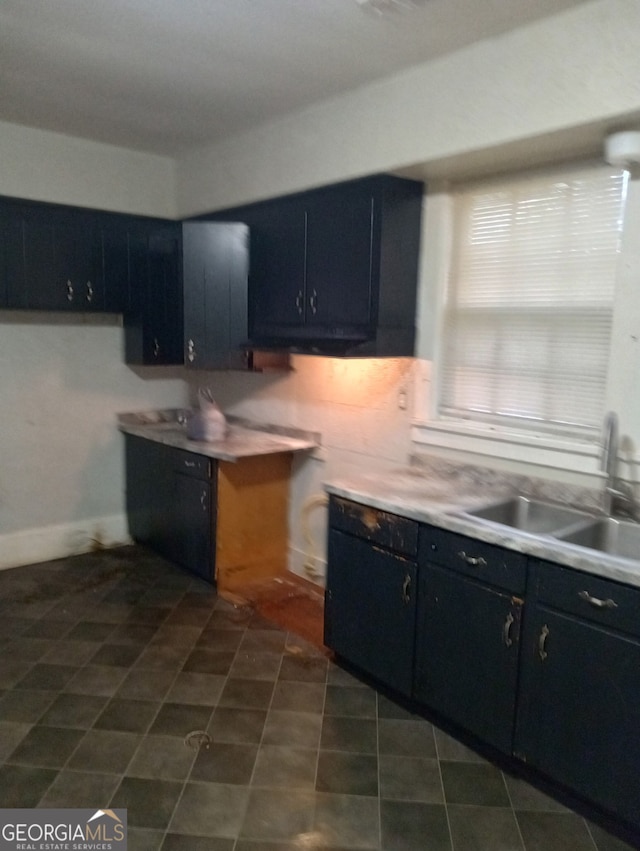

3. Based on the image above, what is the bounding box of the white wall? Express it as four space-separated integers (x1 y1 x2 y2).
175 0 640 217
187 356 416 582
0 126 185 569
0 123 185 569
0 121 176 217
0 313 189 570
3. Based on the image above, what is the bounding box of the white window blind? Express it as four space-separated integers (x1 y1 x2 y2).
439 166 627 439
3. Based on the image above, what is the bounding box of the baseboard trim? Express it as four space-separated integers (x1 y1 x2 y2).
0 514 131 571
288 545 326 587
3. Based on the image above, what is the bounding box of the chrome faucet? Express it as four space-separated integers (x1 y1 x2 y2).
600 411 636 518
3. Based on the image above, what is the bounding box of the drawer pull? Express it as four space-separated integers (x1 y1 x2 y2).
538 624 549 660
458 551 487 567
401 574 411 604
503 612 515 647
578 590 618 610
184 461 196 468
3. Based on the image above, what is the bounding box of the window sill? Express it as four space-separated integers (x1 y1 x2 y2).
411 418 602 475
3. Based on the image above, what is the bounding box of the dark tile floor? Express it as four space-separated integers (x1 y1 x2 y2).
0 546 636 851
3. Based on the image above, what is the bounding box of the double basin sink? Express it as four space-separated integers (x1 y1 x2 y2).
458 495 640 562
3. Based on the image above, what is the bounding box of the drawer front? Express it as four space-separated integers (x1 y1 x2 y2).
172 448 212 480
329 496 418 557
420 525 527 594
533 559 640 637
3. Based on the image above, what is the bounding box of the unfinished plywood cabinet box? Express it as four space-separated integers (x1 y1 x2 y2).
124 433 292 590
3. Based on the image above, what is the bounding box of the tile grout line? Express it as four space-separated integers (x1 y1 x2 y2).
502 769 534 851
107 583 200 848
433 718 455 851
376 688 383 851
32 580 187 812
159 591 238 846
24 587 128 807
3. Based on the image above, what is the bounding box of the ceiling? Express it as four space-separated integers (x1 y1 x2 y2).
0 0 591 158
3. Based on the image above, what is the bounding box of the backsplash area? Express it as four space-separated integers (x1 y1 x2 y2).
188 355 418 582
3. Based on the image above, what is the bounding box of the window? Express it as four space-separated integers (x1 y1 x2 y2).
437 165 627 441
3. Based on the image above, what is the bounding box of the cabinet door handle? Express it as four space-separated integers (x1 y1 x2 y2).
295 290 304 315
457 550 487 567
503 611 515 647
66 280 74 302
401 574 411 604
86 280 93 302
153 337 160 357
187 338 196 363
309 289 318 315
578 590 618 610
200 490 207 509
538 624 549 660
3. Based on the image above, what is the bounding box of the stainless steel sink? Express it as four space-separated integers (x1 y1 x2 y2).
461 496 594 535
557 517 640 560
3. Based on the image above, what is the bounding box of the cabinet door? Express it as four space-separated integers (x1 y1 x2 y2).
182 224 207 367
305 186 373 330
125 222 183 365
6 205 101 311
147 224 183 364
515 606 640 827
325 529 417 696
248 198 307 338
172 472 214 582
414 562 522 754
99 216 130 313
0 204 8 307
183 222 249 370
53 209 102 310
124 434 173 557
6 206 54 309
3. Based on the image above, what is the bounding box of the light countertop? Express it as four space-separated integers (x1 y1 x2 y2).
118 410 318 463
325 459 640 590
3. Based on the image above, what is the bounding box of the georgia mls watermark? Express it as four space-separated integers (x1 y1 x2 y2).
0 809 127 851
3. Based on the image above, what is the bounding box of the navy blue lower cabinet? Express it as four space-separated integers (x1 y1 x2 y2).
124 434 216 583
413 554 523 755
124 433 174 554
171 472 213 582
325 526 418 697
515 560 640 831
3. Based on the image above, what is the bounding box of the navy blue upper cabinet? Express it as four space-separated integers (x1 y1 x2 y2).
182 222 250 370
218 174 424 356
98 213 132 314
304 184 374 333
248 197 307 336
2 198 133 314
5 202 105 311
0 203 8 308
124 219 184 366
